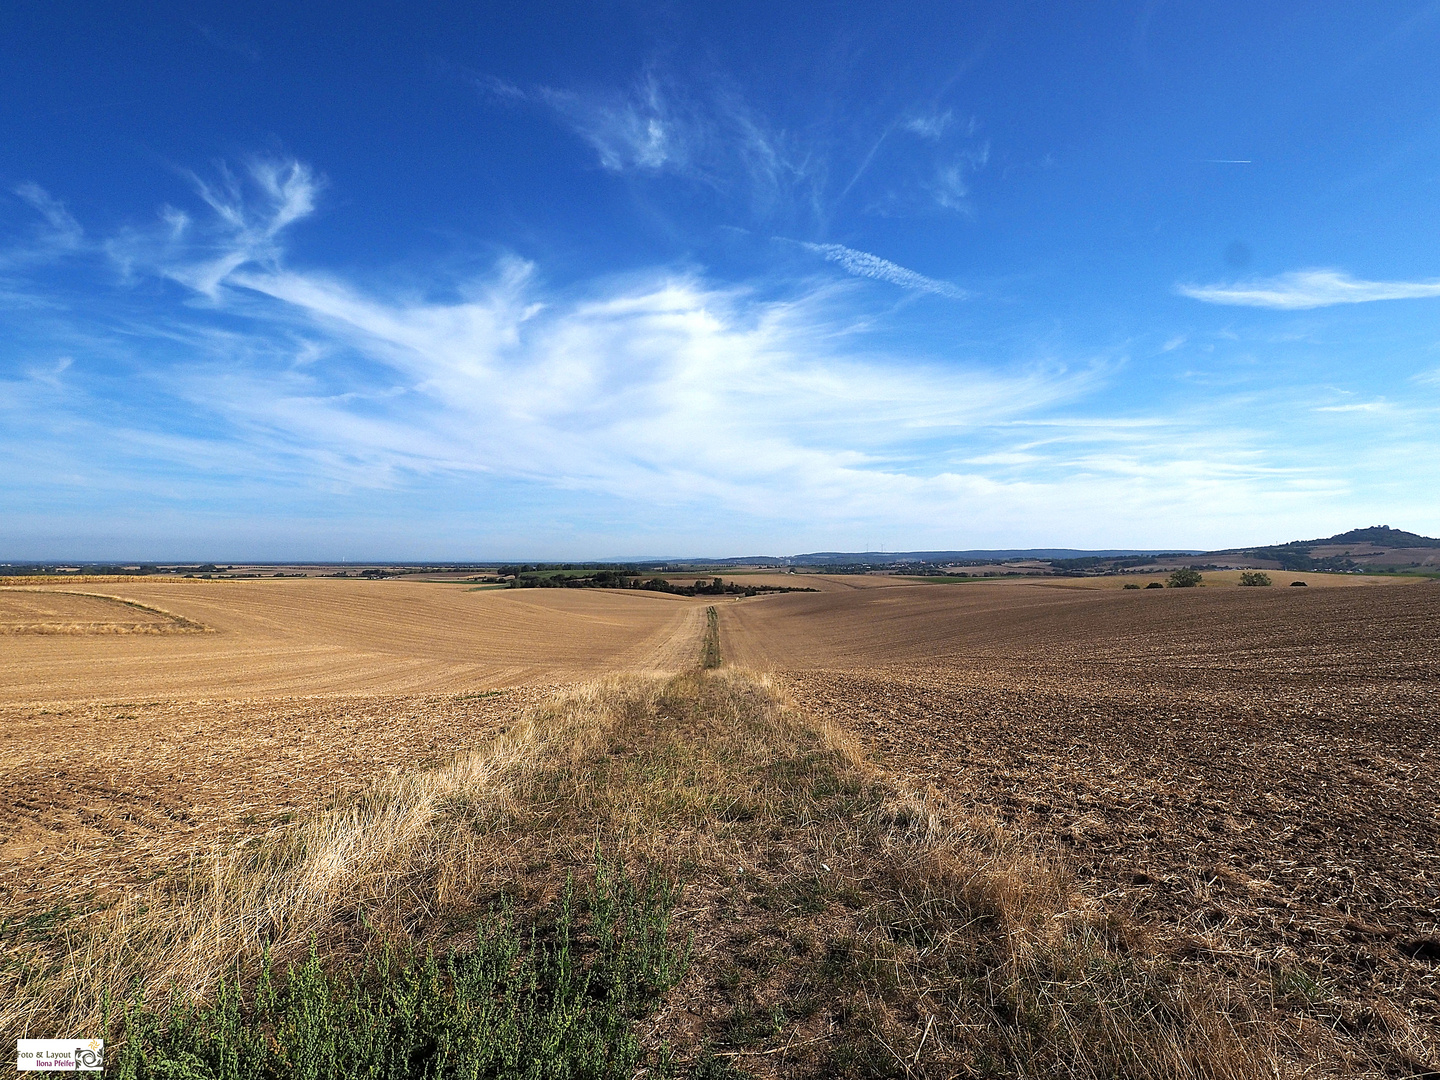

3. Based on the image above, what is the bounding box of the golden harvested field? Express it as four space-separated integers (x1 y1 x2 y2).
0 579 705 916
3 574 1438 1070
0 578 705 702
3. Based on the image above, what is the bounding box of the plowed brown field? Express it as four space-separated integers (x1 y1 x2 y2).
723 580 1440 1060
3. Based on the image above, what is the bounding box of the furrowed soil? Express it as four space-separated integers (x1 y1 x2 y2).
723 581 1440 1069
2 575 1437 1074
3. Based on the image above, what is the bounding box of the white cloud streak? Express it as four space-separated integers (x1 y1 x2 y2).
105 158 322 297
540 77 680 172
82 158 1137 534
903 110 954 140
1178 268 1440 309
13 183 84 249
799 242 967 300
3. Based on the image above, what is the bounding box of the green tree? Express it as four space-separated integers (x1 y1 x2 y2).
1239 571 1272 586
1167 567 1203 588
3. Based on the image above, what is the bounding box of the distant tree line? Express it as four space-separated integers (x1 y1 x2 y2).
506 571 816 597
0 564 167 576
1050 554 1194 574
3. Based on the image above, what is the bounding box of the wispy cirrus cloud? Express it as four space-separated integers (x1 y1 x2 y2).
13 183 84 249
490 69 995 228
75 159 1083 516
3 183 86 273
903 109 954 140
797 241 968 299
1177 268 1440 309
526 74 815 222
107 158 321 296
539 76 683 173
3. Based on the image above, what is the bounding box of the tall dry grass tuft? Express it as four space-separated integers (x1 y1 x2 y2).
6 666 1305 1076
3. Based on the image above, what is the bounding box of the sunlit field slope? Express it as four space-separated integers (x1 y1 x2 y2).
0 578 705 702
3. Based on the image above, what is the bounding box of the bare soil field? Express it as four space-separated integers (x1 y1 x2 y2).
725 580 1440 1067
721 576 1439 677
1024 569 1418 589
897 569 1420 589
654 571 909 591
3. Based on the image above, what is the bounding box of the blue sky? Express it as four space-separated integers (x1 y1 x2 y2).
3 2 1439 560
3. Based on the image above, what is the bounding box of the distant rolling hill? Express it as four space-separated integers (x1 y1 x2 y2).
722 526 1439 575
1212 525 1440 572
785 548 1196 565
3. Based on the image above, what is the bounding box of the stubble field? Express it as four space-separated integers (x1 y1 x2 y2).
2 574 1436 1074
0 580 704 915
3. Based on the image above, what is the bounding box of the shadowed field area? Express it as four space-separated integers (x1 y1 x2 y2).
0 590 206 635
